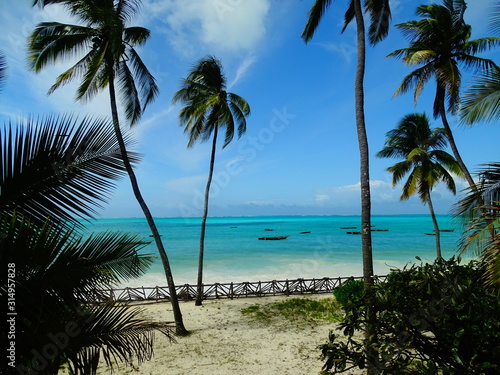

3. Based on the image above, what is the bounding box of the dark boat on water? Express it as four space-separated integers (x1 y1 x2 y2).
258 235 289 240
340 226 357 229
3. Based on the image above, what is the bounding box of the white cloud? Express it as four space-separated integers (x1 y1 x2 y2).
146 0 270 57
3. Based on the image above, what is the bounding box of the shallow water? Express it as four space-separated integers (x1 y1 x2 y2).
83 215 464 287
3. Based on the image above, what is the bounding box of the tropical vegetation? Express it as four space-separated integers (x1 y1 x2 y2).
173 56 250 306
0 116 174 375
388 0 500 189
27 0 187 334
377 113 463 259
322 258 500 374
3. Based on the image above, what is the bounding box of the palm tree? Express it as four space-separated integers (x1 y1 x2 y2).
0 116 175 374
388 0 500 189
377 113 463 259
28 0 187 334
172 56 250 306
302 2 391 373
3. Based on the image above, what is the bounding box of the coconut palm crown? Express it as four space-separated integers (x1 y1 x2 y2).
377 113 463 258
28 0 158 126
173 56 250 149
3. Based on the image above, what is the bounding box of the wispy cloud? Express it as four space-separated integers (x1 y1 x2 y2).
228 55 257 88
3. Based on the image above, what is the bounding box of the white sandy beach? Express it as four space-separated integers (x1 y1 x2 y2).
113 294 363 375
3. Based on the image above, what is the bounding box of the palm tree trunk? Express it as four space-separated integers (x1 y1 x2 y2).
353 1 378 374
427 194 442 260
436 91 475 189
108 71 188 335
195 126 218 306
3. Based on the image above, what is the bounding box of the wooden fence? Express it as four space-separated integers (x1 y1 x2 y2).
92 275 388 303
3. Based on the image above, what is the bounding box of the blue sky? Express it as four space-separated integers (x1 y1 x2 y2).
1 0 498 218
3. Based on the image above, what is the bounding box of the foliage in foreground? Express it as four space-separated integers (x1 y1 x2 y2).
333 279 364 308
320 258 500 374
0 117 174 375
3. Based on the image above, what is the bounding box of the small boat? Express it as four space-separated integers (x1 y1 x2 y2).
258 235 289 240
230 226 238 228
346 231 362 235
340 226 357 229
264 228 274 231
299 231 311 234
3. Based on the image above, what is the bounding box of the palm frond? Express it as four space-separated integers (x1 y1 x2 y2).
70 303 175 374
365 0 391 45
76 45 108 102
127 47 159 121
460 66 500 124
28 22 93 72
341 0 354 34
124 26 150 46
301 0 334 43
0 115 139 227
462 37 500 56
117 59 141 125
47 50 92 95
116 0 143 23
393 64 434 104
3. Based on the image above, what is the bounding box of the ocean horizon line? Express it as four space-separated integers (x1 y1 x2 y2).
91 213 452 220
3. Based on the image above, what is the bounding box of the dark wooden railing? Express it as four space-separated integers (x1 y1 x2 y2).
91 275 388 303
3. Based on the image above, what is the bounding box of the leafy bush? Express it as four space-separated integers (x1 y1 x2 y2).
320 258 500 374
333 279 364 307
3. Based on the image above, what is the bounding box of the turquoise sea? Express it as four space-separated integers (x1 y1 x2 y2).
83 215 466 288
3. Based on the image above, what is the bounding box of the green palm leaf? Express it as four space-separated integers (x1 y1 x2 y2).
69 304 174 375
0 212 169 374
0 115 139 227
28 22 93 71
460 66 500 124
301 0 334 43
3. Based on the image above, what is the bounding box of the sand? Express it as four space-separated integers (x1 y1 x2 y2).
111 294 363 375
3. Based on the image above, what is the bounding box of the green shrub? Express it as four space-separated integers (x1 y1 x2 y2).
320 258 500 374
333 279 364 307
